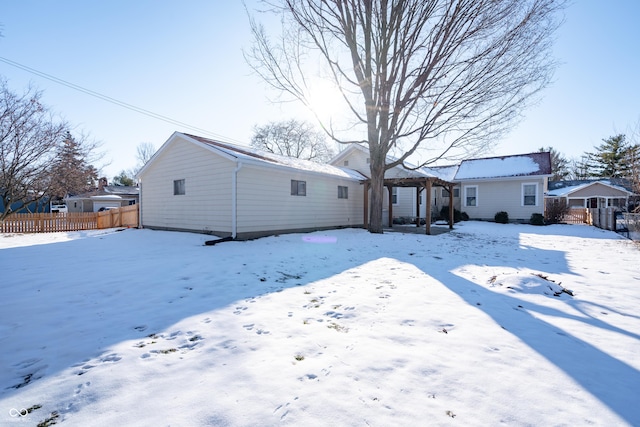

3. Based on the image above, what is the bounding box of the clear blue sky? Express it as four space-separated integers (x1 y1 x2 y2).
1 1 639 179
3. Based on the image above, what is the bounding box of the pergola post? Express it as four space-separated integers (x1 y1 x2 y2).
415 187 422 227
448 184 454 229
387 185 393 228
425 180 432 235
363 182 369 230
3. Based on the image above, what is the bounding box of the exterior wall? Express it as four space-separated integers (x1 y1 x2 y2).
139 137 234 235
460 177 545 221
235 164 363 237
570 183 629 198
336 149 370 175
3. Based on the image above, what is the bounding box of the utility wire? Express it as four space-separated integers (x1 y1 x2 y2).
0 55 244 143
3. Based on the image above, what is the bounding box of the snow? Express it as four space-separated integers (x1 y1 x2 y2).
455 156 540 179
1 222 639 426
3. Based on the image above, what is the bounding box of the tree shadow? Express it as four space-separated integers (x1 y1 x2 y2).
425 259 640 425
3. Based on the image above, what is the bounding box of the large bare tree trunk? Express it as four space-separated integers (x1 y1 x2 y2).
368 157 385 233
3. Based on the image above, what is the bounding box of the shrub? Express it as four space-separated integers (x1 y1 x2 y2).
545 199 569 224
439 206 466 223
530 213 545 226
494 211 509 224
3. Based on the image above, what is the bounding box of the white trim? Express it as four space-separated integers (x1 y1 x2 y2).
521 182 538 207
392 187 399 205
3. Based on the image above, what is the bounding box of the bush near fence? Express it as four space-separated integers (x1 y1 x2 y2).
1 205 138 233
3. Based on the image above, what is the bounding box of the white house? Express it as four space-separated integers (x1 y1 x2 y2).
136 132 366 239
453 152 552 222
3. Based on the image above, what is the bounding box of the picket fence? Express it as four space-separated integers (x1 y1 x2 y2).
0 205 138 233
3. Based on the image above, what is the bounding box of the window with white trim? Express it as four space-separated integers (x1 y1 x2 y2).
522 183 538 206
291 180 306 196
441 187 460 198
392 187 398 205
338 185 348 199
464 186 477 207
173 179 185 195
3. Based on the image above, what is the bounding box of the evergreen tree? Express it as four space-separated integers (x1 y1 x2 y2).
48 131 99 199
112 170 136 187
586 134 633 178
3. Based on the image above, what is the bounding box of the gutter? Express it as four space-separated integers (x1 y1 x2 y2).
231 161 243 239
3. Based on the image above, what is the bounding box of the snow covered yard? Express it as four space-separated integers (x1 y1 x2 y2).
1 222 639 426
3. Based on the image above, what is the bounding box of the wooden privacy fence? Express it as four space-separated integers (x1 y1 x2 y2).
563 208 589 224
1 205 138 233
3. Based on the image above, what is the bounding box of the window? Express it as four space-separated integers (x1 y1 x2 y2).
522 183 538 206
343 160 349 167
291 180 306 196
338 186 348 199
392 187 398 205
442 188 460 198
366 158 370 164
173 179 185 195
464 186 477 207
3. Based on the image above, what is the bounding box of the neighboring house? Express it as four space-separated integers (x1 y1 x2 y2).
136 132 366 239
66 179 139 213
330 145 551 224
546 179 637 210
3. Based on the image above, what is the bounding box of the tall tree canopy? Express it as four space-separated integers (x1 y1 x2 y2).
0 81 67 219
251 119 335 163
586 134 637 179
48 131 99 199
247 0 566 232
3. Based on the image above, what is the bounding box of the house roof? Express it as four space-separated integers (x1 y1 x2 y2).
453 152 552 180
547 179 635 197
425 165 459 182
103 185 139 196
172 133 367 181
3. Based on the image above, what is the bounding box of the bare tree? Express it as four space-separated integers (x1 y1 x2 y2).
0 81 68 220
251 119 335 162
135 142 156 172
246 0 565 232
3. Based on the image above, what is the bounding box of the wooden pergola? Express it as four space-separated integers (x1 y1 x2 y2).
362 176 455 235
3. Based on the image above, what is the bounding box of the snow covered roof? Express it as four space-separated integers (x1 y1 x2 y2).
547 179 635 197
453 152 551 180
184 133 367 181
424 165 460 182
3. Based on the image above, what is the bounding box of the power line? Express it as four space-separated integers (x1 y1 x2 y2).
0 55 245 143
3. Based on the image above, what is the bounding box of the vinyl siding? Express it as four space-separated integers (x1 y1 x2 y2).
235 165 363 233
570 183 629 198
461 178 545 221
139 137 234 234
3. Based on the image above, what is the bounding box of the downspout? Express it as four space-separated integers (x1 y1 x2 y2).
137 179 142 228
231 161 243 239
